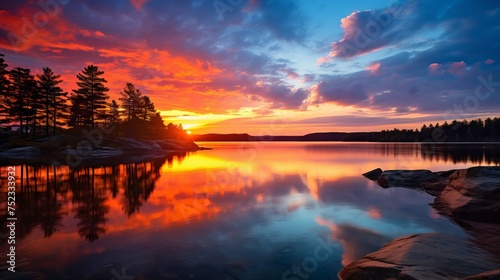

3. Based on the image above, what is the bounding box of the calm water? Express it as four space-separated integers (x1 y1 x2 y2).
1 142 499 279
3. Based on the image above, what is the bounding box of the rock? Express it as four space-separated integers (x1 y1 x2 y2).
376 169 447 195
432 166 500 223
377 169 440 188
362 168 383 180
435 169 459 178
90 148 124 158
420 181 448 196
463 269 500 279
0 146 41 158
454 219 500 258
154 139 199 150
339 233 500 280
119 137 163 151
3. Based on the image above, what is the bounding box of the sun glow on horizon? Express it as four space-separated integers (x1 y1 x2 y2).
0 1 497 136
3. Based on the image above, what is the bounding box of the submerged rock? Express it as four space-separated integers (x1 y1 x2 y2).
339 233 500 280
433 166 500 223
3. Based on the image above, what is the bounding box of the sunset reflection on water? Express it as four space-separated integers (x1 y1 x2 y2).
1 142 499 279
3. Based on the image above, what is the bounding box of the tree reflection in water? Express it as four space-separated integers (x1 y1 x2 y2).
1 144 498 244
0 153 184 242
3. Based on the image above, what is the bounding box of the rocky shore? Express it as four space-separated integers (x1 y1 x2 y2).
0 134 202 166
340 166 500 280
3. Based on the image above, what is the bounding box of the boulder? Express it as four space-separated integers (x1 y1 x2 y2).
362 168 383 180
339 233 500 280
432 166 500 223
376 169 447 195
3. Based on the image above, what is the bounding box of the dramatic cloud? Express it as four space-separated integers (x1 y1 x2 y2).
316 80 368 105
0 0 498 133
314 0 500 120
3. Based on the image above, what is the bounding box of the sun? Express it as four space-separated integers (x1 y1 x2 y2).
187 131 192 135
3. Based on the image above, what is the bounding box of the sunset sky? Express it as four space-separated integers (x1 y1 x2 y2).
1 0 499 135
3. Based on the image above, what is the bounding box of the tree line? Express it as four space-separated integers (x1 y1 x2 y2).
0 53 188 139
377 118 500 142
194 118 500 142
299 118 500 142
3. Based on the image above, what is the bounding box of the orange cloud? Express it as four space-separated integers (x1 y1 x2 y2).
316 56 332 65
81 29 105 37
366 62 381 74
92 47 255 114
0 6 93 52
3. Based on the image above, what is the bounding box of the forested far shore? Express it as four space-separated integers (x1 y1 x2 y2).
0 53 189 140
193 117 500 142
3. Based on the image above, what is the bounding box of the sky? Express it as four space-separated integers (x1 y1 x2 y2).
0 0 499 135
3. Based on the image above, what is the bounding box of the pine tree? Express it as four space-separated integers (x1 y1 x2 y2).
30 81 43 135
71 65 109 128
68 93 85 128
119 82 142 122
0 54 12 126
108 100 120 125
9 67 37 134
140 95 156 121
37 67 68 135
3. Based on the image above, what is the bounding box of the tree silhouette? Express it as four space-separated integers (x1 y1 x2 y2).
71 65 109 128
8 67 38 134
68 92 86 127
107 99 121 125
72 167 109 242
37 67 68 135
0 54 12 127
119 82 142 122
140 95 156 121
166 122 188 139
117 82 166 138
40 167 64 237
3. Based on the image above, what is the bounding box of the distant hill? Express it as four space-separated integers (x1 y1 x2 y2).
191 117 500 142
191 132 377 142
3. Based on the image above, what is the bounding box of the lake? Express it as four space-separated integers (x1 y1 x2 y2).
1 142 499 279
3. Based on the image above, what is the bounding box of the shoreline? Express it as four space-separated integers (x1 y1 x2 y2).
340 166 500 279
0 134 202 167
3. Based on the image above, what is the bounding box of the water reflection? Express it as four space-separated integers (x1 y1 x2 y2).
0 143 499 279
302 142 500 165
1 155 169 243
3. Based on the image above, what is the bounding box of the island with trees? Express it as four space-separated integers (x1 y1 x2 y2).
0 53 198 165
